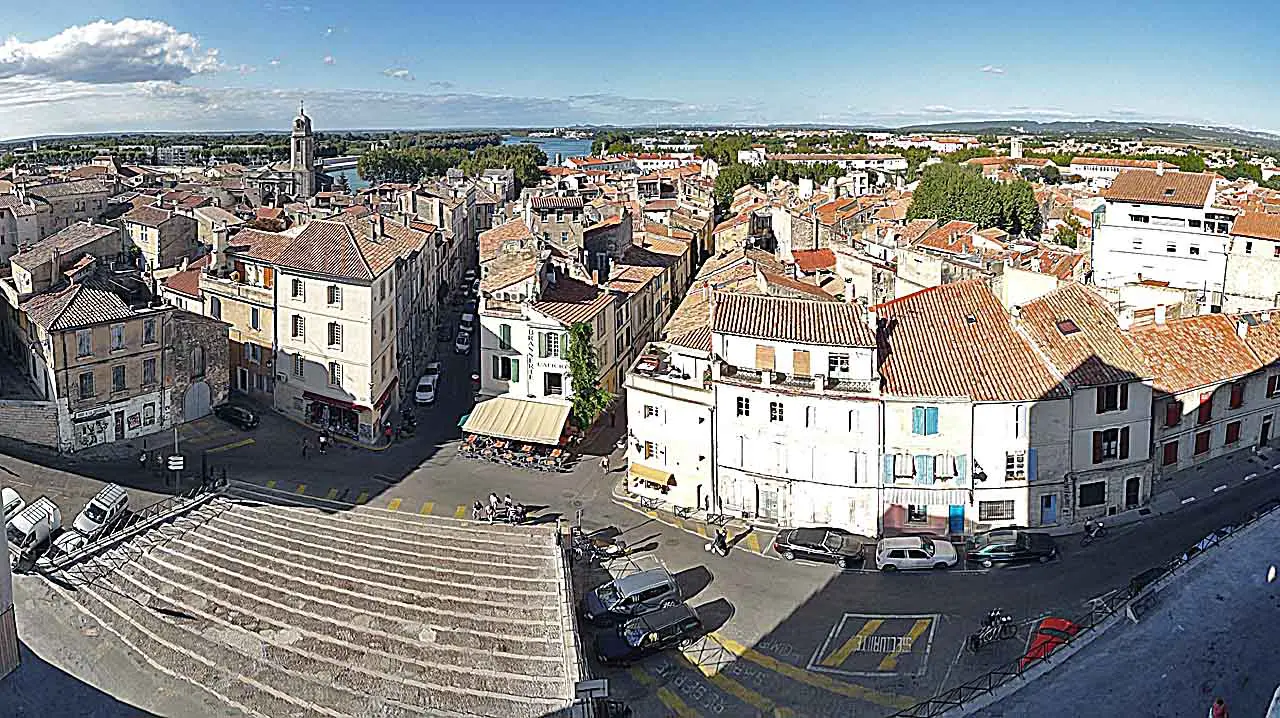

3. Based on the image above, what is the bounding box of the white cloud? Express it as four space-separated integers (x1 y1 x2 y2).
322 55 335 65
324 27 336 36
922 105 955 114
980 65 1005 75
382 68 414 81
236 64 256 75
267 58 281 67
0 18 220 83
425 80 455 90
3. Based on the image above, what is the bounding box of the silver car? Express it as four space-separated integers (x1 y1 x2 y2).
874 536 959 571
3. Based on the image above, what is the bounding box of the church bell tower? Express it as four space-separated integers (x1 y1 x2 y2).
290 101 316 198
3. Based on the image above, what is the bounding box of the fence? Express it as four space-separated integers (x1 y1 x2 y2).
890 496 1280 717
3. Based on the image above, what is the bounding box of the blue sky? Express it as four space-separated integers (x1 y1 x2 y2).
1 0 1278 139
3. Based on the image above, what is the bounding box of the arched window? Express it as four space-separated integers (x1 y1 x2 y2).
191 346 205 378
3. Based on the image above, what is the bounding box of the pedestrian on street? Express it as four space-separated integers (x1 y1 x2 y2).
1211 698 1228 718
318 432 328 455
301 438 309 458
599 456 609 473
489 492 500 511
384 424 394 445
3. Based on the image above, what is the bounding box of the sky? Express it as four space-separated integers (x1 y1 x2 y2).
1 0 1279 140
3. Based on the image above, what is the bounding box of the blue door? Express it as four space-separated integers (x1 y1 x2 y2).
948 505 965 535
1040 495 1058 525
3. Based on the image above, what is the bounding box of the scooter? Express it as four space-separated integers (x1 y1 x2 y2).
570 526 626 561
704 530 729 557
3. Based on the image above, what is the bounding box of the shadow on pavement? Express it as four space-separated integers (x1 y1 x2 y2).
675 565 713 602
0 640 161 718
694 597 735 634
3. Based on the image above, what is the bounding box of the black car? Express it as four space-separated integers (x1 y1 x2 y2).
436 324 452 342
966 529 1057 568
214 404 259 430
594 604 702 666
772 527 873 569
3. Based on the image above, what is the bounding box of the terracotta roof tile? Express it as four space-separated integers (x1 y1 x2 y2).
478 219 535 262
481 253 539 293
874 280 1067 401
226 228 293 263
21 277 137 330
532 277 613 325
1230 212 1280 241
1129 315 1260 395
759 270 834 300
1103 170 1213 208
1020 283 1149 386
1235 311 1280 365
122 204 176 228
916 220 979 254
1070 157 1164 170
712 292 874 347
162 255 211 298
11 222 118 270
792 248 836 273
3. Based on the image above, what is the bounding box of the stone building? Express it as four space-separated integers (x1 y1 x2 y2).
245 104 326 206
121 204 199 270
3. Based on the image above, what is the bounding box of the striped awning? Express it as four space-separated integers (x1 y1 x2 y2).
629 462 674 486
883 488 970 507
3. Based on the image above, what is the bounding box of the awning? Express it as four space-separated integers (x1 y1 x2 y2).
883 488 970 507
630 462 674 486
461 396 571 445
456 413 471 428
374 377 399 410
303 391 367 412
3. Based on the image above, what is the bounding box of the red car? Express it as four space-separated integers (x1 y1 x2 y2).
1020 617 1081 670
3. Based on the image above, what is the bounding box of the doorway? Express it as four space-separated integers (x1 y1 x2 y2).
948 505 965 535
1040 494 1059 525
1124 477 1140 510
1262 415 1273 448
758 486 780 522
113 411 125 440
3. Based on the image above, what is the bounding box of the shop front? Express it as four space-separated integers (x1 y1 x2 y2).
303 391 367 442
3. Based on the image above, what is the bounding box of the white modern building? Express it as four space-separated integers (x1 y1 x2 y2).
1068 156 1166 186
1090 169 1235 310
768 154 908 173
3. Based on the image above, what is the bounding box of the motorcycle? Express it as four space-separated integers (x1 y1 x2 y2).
703 529 729 557
570 526 627 561
1080 520 1108 547
966 608 1018 653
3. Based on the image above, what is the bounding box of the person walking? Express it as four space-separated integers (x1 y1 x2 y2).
301 437 309 458
1211 697 1228 718
317 431 328 455
599 455 609 473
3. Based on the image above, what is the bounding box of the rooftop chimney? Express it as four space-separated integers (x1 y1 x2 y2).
1154 304 1167 325
1155 161 1165 177
1237 319 1249 338
211 221 229 274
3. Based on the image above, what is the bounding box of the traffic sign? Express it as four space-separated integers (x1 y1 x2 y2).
167 455 184 471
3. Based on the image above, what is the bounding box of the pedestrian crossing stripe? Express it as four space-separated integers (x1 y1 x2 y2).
387 498 402 512
207 438 255 454
326 488 338 500
295 484 307 495
745 533 763 554
265 480 277 490
420 502 434 515
454 505 467 519
355 492 369 505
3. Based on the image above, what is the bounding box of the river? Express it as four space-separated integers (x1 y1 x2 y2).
330 134 593 191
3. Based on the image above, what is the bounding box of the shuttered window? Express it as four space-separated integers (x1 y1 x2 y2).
792 350 811 377
1165 400 1182 427
755 344 775 372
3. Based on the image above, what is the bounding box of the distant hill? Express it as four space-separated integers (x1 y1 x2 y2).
896 120 1280 150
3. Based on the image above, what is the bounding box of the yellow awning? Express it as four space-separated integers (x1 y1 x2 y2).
630 462 674 485
461 396 571 445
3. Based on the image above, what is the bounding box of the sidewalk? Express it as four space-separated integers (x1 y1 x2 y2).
609 478 777 558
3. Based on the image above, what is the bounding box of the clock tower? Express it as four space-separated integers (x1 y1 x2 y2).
290 101 316 198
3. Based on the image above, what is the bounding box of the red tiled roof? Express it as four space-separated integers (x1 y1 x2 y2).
478 219 534 262
1070 157 1163 169
916 220 979 254
1235 312 1280 365
122 204 175 228
1102 170 1214 208
711 291 874 347
1128 315 1260 395
792 248 836 273
162 255 211 298
759 270 834 300
1020 283 1149 387
532 277 613 325
1230 212 1280 241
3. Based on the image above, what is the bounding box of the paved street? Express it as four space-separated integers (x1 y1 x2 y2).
2 329 1280 717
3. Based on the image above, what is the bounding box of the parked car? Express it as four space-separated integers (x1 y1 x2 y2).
454 331 472 354
214 404 259 430
436 324 452 342
73 484 129 538
459 313 476 334
471 278 481 295
874 536 958 571
966 529 1058 568
595 603 703 666
424 361 442 379
1020 617 1081 669
463 268 477 284
6 496 62 560
580 568 681 626
462 299 478 314
48 529 89 557
772 527 873 569
414 374 438 404
2 486 25 526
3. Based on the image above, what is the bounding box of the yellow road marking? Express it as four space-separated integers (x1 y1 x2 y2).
206 438 255 454
355 491 369 504
878 619 932 671
387 498 402 512
295 484 307 495
673 517 686 531
712 633 916 709
454 505 467 519
265 480 277 490
420 501 434 515
325 488 338 500
822 619 884 667
684 648 795 717
745 533 763 554
645 509 658 519
629 667 700 718
695 523 707 537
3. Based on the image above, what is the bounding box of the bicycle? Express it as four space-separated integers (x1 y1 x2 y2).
1079 520 1108 547
966 608 1018 652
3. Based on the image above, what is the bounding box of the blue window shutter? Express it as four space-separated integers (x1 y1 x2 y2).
925 407 939 435
1027 448 1038 482
957 454 969 486
882 454 894 485
914 455 929 485
912 407 925 435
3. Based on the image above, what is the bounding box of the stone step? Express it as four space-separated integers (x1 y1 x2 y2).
179 522 561 623
115 548 571 712
200 509 560 592
210 504 559 575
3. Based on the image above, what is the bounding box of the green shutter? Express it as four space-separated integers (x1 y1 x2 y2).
538 332 546 358
492 354 500 379
510 357 520 379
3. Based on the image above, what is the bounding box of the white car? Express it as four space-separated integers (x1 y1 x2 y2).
424 361 442 379
2 486 25 525
874 536 958 571
455 331 473 354
73 484 129 538
415 374 438 404
463 268 477 283
50 530 88 557
459 313 476 334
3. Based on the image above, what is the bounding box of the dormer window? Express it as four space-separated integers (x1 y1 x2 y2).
1056 319 1080 335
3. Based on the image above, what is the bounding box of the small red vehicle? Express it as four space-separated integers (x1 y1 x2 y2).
1020 617 1081 670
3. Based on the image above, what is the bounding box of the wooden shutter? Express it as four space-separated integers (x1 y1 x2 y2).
234 261 246 278
792 350 811 377
1119 383 1128 410
1163 441 1178 466
1096 387 1106 414
1230 382 1245 409
755 344 775 372
1092 432 1104 463
912 407 925 435
1165 400 1181 427
925 407 939 435
538 332 547 358
263 267 274 288
1119 426 1130 460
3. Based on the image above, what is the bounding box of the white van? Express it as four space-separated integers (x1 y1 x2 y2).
2 486 24 525
6 496 61 561
73 484 129 538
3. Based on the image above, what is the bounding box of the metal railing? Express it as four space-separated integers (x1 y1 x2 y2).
891 497 1280 717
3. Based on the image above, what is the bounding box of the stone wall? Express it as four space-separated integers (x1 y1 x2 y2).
0 398 60 448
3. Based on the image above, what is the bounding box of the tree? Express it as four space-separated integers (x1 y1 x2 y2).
334 173 351 192
1039 165 1061 184
907 163 1041 236
1054 224 1078 248
566 322 612 429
